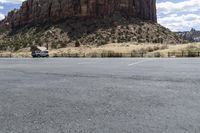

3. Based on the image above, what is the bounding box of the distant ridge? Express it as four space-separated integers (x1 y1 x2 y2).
176 28 200 42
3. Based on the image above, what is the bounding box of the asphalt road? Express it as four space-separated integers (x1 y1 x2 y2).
0 58 200 133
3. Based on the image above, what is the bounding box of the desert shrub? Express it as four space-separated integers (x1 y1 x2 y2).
111 28 115 34
60 30 65 34
152 38 159 43
154 52 161 57
53 53 58 57
131 37 137 42
90 52 99 57
13 43 21 51
146 46 154 52
101 50 122 57
143 45 168 53
138 39 146 43
60 42 66 48
131 50 144 57
186 45 199 51
153 45 160 51
0 43 7 51
158 37 164 43
160 45 168 50
138 48 147 54
69 53 79 57
97 40 107 46
187 51 197 57
137 27 142 34
184 45 200 57
51 42 58 49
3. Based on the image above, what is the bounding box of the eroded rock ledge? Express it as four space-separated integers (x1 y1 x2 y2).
0 0 157 31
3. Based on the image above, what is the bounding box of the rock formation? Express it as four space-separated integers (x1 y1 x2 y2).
176 28 200 42
0 0 157 30
0 0 184 51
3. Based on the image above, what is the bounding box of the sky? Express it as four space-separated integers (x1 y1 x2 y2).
0 0 199 32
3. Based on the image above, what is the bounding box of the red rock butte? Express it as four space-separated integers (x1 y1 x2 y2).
1 0 157 29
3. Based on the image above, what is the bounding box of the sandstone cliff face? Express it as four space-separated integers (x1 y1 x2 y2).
0 0 157 30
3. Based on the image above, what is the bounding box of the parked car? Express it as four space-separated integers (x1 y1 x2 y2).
31 46 49 58
32 50 49 58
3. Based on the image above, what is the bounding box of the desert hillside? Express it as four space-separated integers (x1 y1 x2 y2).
0 14 183 51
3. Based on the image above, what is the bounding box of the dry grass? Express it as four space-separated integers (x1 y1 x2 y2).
150 43 200 57
1 42 200 58
49 42 169 57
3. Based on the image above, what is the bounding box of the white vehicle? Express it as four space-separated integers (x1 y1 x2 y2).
31 46 49 58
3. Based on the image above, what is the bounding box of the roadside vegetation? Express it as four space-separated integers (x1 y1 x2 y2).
49 43 200 58
1 42 200 58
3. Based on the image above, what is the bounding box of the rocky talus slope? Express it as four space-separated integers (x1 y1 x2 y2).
0 14 183 51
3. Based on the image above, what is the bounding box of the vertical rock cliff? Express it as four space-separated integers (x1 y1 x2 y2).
0 0 157 30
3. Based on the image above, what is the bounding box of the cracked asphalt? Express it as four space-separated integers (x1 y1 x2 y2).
0 58 200 133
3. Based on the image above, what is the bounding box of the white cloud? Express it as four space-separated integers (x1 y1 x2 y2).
158 14 200 31
0 0 25 4
0 12 5 20
0 6 3 9
157 0 200 31
157 0 200 14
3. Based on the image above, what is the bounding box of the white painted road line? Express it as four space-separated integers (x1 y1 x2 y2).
128 59 153 66
78 62 96 65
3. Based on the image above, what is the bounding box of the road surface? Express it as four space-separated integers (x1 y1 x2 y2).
0 58 200 133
